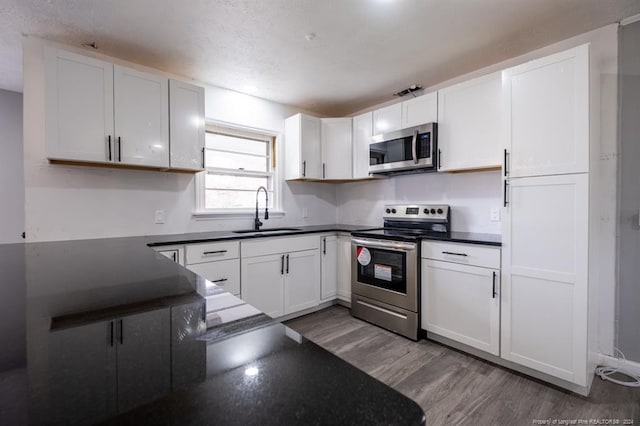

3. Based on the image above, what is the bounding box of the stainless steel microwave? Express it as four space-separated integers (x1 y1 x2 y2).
369 123 438 175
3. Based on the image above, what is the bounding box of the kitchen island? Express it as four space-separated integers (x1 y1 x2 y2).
0 226 426 425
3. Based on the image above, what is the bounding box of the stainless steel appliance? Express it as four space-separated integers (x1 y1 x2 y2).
369 123 438 175
351 204 451 340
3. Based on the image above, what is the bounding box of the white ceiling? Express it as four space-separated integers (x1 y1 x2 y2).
1 0 639 115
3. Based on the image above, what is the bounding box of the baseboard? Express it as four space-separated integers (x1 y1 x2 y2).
598 353 640 376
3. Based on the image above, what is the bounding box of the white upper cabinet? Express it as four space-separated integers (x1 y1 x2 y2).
352 111 373 179
45 46 203 172
45 48 114 163
321 118 353 179
503 44 589 178
438 72 502 172
113 65 169 167
402 92 438 129
285 113 322 180
373 103 402 135
169 80 205 171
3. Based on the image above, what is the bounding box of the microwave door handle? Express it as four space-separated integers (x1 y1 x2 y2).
411 129 419 164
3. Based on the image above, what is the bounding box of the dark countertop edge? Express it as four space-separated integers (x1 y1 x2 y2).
147 225 502 247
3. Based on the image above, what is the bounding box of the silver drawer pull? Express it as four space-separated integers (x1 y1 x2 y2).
211 278 228 284
356 300 407 320
203 250 227 255
442 251 468 257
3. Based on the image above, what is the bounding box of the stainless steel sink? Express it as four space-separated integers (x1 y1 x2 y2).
232 227 302 234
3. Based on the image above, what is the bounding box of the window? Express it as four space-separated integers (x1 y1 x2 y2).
196 122 278 214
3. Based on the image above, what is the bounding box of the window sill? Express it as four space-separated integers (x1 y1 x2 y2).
192 210 286 220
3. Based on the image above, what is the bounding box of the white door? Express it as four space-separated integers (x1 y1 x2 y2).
45 48 114 163
503 44 589 178
336 234 352 303
241 254 285 318
284 249 320 314
114 65 169 167
421 260 500 356
373 103 402 134
502 173 588 385
300 114 322 179
186 259 241 296
438 72 502 171
169 80 205 171
352 112 372 179
321 118 353 179
321 236 338 300
402 92 438 128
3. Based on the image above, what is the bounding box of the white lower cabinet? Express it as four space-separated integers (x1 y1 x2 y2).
320 235 338 300
241 236 320 318
421 240 501 357
501 173 589 386
421 259 500 356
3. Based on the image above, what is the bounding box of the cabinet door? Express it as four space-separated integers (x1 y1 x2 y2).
169 79 205 171
421 260 500 356
402 92 437 128
321 118 353 179
373 103 402 134
45 47 114 163
114 65 169 167
503 45 589 178
116 308 171 413
502 173 588 385
300 114 322 179
284 249 320 314
352 112 373 179
321 236 338 300
336 234 352 303
241 254 285 317
438 72 502 171
48 321 117 424
186 259 241 296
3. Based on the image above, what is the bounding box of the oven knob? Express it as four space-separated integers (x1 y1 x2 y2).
391 209 397 214
386 208 391 214
437 208 443 214
430 208 436 214
423 209 429 214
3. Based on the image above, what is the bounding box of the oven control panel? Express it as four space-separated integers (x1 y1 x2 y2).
383 204 450 221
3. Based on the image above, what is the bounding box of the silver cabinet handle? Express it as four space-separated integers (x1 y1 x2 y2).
203 250 227 255
442 251 468 257
351 238 416 252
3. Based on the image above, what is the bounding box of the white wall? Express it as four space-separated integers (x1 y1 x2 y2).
22 37 336 242
0 89 24 243
337 171 502 233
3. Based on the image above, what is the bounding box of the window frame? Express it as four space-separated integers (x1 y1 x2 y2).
193 119 284 218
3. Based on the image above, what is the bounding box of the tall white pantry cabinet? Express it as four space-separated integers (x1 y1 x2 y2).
501 44 596 391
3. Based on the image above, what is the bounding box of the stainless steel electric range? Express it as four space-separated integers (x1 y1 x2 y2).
350 204 451 340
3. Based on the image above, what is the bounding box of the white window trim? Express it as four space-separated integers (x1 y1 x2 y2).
193 119 285 219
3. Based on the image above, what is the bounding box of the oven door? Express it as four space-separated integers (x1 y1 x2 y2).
351 237 418 312
369 123 436 174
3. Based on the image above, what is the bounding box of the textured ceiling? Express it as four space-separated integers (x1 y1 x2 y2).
1 0 639 115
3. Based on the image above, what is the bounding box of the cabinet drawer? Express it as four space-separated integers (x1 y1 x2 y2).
186 241 239 264
421 241 500 269
241 235 320 258
185 259 240 296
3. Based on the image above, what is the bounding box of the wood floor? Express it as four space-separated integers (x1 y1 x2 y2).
285 306 640 425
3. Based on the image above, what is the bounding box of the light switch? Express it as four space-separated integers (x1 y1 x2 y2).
302 208 309 218
490 208 501 222
155 210 166 224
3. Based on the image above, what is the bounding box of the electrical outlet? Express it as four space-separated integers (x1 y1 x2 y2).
302 208 309 218
490 208 501 222
155 210 165 224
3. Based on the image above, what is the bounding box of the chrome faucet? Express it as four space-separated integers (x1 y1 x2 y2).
254 186 269 230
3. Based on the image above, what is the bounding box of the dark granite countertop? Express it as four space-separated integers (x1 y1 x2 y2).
0 225 426 425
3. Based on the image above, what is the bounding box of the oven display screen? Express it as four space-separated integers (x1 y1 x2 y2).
405 207 419 215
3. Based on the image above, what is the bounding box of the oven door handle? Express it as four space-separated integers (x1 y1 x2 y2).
351 238 416 252
411 129 419 164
